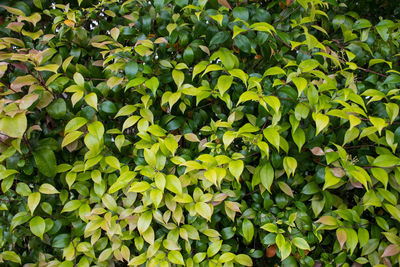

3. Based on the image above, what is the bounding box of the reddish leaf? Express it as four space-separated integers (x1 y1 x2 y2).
266 245 276 258
382 244 400 257
336 228 347 249
218 0 232 10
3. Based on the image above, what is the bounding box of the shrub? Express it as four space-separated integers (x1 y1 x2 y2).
0 0 400 266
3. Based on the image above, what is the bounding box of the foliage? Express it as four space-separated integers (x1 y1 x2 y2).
0 0 400 266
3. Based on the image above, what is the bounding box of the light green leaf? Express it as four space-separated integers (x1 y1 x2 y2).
292 237 310 250
30 216 45 239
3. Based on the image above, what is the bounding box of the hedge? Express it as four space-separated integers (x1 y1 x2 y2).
0 0 400 266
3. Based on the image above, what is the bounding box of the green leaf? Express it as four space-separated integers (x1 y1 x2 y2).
0 113 27 138
166 175 182 194
33 148 57 178
385 204 400 222
30 216 45 239
210 31 229 46
313 113 329 136
195 202 212 221
234 34 251 53
263 67 286 77
260 162 274 193
234 254 253 266
228 160 244 182
183 47 194 65
28 192 40 215
242 219 254 243
263 127 280 151
138 211 152 234
207 240 222 257
373 154 400 167
39 184 59 194
2 251 22 264
217 75 233 96
168 251 184 265
283 156 297 177
292 237 310 250
125 61 139 79
47 98 66 119
145 77 159 95
64 117 88 134
84 93 98 110
172 69 184 89
299 59 320 72
61 200 81 213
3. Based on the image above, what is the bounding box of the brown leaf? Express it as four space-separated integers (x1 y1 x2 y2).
336 228 347 249
218 0 232 10
382 244 400 258
331 167 345 178
382 257 393 267
12 62 28 73
311 147 325 156
350 178 363 189
266 245 276 258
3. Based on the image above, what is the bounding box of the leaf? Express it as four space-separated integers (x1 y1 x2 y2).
61 200 81 213
65 117 88 134
292 237 310 250
217 75 233 96
263 67 286 77
218 0 232 10
263 127 280 151
260 162 274 193
28 192 41 215
33 148 57 178
384 204 400 222
172 69 185 89
39 184 59 194
283 156 297 177
344 228 358 255
62 131 83 148
168 251 185 265
336 228 347 249
313 113 329 136
107 76 123 88
138 211 152 234
299 59 320 72
166 175 182 194
373 154 400 167
234 35 251 53
145 77 159 96
30 216 45 239
382 244 400 257
73 72 85 87
0 113 27 138
210 32 230 46
242 219 254 243
195 202 212 221
278 181 294 198
311 147 325 156
234 254 252 266
84 93 98 110
228 160 244 182
207 240 222 257
1 251 21 264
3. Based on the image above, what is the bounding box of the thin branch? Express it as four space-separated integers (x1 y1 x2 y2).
357 66 388 78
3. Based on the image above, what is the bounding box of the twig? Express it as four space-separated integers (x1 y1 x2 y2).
357 66 388 78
